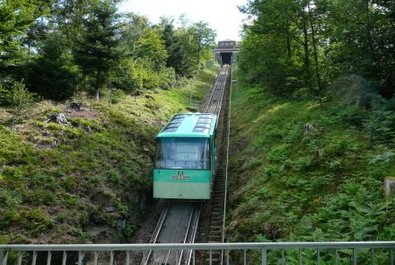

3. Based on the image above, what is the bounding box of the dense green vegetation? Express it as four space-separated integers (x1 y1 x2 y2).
239 0 394 100
0 62 219 244
229 0 394 261
0 0 219 243
2 0 394 255
0 0 216 101
227 76 395 262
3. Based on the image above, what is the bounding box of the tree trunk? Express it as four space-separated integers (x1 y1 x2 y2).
286 26 292 60
301 10 310 69
307 3 323 97
95 70 101 102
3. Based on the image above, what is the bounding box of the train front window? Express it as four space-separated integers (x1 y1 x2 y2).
155 138 210 169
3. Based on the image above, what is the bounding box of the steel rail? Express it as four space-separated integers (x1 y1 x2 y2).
163 207 184 264
142 203 201 265
203 64 229 115
175 207 194 265
140 204 170 265
183 204 201 265
212 65 229 116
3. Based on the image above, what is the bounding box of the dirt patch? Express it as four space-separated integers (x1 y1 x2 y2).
0 109 12 123
229 136 250 154
66 107 100 120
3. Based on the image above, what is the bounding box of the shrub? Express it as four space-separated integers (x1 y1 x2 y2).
0 81 35 110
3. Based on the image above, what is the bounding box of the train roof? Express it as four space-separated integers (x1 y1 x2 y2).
157 113 217 138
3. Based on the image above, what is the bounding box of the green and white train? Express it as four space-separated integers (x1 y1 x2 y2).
153 113 217 200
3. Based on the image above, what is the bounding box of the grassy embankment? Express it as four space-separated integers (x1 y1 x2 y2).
227 77 395 261
0 63 219 244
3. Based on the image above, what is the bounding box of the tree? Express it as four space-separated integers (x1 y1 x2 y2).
73 0 123 98
0 0 51 84
319 0 395 98
120 12 151 51
189 21 216 65
239 0 308 96
28 32 79 100
133 28 168 72
158 17 216 78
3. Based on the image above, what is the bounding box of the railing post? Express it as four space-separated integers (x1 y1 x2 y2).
109 251 114 265
47 251 52 265
126 251 130 265
352 248 357 265
282 249 285 265
62 251 67 265
261 248 267 265
32 251 37 265
316 249 320 265
77 251 83 265
1 250 7 265
93 251 98 265
390 248 394 265
370 248 375 265
17 251 23 265
298 249 302 265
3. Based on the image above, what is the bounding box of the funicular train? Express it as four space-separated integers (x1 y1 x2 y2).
153 113 217 200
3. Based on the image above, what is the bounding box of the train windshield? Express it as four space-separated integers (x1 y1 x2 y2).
155 137 210 169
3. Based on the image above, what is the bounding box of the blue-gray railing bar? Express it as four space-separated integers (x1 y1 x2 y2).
2 242 395 265
2 242 395 251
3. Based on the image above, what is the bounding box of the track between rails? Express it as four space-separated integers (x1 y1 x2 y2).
141 202 201 265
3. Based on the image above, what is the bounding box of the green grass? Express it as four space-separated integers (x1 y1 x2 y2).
0 63 219 243
228 85 395 247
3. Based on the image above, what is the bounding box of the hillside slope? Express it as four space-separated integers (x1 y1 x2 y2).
227 84 395 245
0 65 219 244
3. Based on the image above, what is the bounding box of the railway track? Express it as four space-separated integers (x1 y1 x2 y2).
141 64 230 265
198 64 231 264
202 64 229 116
141 202 201 265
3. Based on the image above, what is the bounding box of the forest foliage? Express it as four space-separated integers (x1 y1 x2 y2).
228 0 395 261
239 0 394 100
0 0 216 102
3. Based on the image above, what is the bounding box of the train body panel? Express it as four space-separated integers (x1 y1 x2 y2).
153 169 211 199
154 113 217 200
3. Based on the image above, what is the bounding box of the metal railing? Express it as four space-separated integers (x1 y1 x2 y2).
1 242 395 265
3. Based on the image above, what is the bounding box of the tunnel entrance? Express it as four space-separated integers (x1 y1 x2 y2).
220 53 232 65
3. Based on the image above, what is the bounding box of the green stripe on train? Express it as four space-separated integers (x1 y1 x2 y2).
153 169 211 183
153 182 211 199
